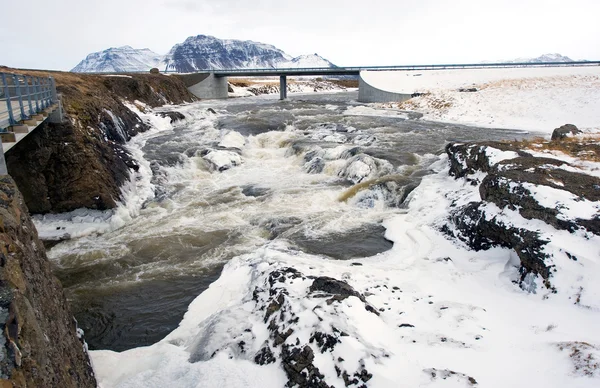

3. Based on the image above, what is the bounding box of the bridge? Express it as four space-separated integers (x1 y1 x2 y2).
0 72 62 173
177 60 600 101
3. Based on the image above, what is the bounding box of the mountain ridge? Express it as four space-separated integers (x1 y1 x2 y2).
72 35 335 73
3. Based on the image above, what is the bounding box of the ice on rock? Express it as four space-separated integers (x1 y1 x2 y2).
339 154 393 184
203 150 243 172
219 131 246 150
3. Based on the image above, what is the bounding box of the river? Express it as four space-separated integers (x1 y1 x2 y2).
43 90 533 351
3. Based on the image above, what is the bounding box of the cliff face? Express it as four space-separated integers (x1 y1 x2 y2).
4 71 196 213
0 176 97 387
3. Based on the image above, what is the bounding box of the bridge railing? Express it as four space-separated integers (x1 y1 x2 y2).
0 72 57 131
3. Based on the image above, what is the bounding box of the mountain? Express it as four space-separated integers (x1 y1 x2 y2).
483 53 578 64
278 53 336 69
71 46 164 73
71 35 336 73
525 53 575 63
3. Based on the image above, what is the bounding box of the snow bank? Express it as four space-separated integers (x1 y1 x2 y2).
90 154 600 387
366 66 600 133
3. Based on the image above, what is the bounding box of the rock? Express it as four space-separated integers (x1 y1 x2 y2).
304 157 325 174
6 71 196 214
551 124 581 141
481 157 600 234
227 83 234 93
309 277 362 300
458 87 478 92
159 111 186 123
446 142 529 179
446 201 552 286
339 154 393 184
218 131 245 150
149 67 159 74
0 177 97 387
202 150 243 172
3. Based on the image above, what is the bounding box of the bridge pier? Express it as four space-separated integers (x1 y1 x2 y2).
279 76 287 100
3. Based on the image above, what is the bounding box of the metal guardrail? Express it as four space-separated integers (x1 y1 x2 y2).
0 72 57 131
208 61 600 77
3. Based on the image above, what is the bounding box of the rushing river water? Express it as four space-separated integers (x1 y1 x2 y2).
45 91 533 351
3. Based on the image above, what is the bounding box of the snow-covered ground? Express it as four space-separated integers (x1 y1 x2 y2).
364 66 600 133
92 151 600 388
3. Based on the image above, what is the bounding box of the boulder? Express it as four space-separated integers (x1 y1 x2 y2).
551 124 581 141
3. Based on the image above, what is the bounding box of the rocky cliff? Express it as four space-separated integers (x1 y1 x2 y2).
442 128 600 297
3 70 196 214
0 176 97 387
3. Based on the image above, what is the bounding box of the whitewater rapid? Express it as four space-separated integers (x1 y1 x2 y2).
37 92 600 388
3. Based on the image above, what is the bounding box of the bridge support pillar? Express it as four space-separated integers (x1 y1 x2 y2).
279 76 287 100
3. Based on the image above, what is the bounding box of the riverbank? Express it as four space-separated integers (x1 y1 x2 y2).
371 66 600 133
79 92 599 387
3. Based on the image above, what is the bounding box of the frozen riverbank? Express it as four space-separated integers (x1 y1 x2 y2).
368 66 600 133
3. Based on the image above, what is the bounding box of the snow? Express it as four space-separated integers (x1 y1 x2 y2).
72 46 164 73
90 154 600 388
218 131 246 149
367 66 600 133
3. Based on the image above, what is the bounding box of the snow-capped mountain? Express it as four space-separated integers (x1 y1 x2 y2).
71 46 164 73
71 35 336 73
164 35 290 72
278 53 335 69
483 53 578 64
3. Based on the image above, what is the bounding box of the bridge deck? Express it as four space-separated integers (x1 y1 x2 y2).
211 61 600 77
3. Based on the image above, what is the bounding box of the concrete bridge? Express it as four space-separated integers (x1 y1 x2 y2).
0 72 62 173
176 61 600 102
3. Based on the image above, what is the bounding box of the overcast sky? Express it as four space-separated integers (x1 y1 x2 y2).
1 0 599 70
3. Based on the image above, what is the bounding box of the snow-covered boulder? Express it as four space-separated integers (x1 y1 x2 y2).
218 131 246 150
338 154 393 184
203 150 243 172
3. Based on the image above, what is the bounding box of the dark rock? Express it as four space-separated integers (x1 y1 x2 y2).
255 345 276 365
159 111 186 123
305 157 325 174
448 201 552 285
309 332 340 353
481 158 600 233
551 124 581 141
309 277 361 300
458 87 478 92
281 345 332 388
446 142 530 179
0 177 97 387
207 108 217 114
228 83 234 93
149 67 160 74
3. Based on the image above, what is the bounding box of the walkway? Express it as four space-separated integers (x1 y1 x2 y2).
0 72 61 153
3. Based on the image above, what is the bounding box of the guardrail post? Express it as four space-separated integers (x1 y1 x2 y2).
40 78 47 109
25 76 33 116
12 75 26 122
1 73 16 125
33 77 40 112
50 77 57 103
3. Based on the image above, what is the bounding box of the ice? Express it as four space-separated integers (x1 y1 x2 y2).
218 131 246 149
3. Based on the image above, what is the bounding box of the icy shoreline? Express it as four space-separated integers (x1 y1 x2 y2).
91 132 600 387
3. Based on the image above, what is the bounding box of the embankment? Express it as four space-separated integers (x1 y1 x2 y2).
0 176 97 387
1 69 196 213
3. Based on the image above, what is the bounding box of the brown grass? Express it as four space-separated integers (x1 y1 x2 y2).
503 135 600 162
